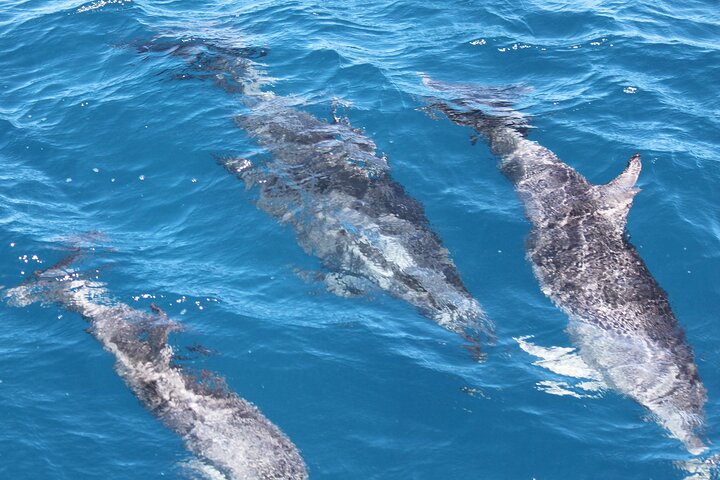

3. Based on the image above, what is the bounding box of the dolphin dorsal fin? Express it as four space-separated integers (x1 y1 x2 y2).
597 153 642 227
607 153 641 192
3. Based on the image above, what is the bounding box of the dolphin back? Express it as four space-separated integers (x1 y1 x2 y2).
423 75 710 455
143 39 493 352
5 257 308 480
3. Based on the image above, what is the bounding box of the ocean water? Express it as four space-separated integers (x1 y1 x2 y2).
1 0 719 478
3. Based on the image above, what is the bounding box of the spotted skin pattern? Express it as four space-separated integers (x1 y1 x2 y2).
426 76 707 455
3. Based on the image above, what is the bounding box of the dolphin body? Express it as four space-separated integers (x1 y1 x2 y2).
424 76 708 454
225 98 491 344
6 256 308 479
142 39 492 349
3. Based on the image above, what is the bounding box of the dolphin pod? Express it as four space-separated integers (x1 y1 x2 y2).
138 38 712 457
5 255 308 480
6 35 710 477
423 75 709 455
139 38 493 353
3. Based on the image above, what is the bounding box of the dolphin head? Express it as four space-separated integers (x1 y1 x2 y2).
395 264 494 354
569 320 708 456
650 401 707 456
644 368 708 456
434 288 492 334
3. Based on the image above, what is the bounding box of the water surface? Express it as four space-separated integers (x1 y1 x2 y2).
0 0 718 478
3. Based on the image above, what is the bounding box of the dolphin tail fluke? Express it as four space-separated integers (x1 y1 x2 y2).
419 73 531 137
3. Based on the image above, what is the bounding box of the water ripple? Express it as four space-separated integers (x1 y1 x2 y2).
0 0 718 478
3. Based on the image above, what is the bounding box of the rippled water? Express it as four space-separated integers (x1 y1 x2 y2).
1 0 719 478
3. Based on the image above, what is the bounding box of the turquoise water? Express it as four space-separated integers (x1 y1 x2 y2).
1 0 719 478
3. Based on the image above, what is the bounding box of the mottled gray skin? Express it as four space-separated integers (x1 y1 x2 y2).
426 77 707 454
6 258 308 479
146 39 492 347
226 96 489 344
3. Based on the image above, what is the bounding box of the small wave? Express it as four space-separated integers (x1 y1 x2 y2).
77 0 132 14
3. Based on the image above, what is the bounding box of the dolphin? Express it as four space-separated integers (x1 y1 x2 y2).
423 75 708 454
140 39 493 352
6 255 308 479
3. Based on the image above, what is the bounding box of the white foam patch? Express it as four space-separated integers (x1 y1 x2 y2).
537 380 586 398
515 335 603 381
77 0 131 13
515 335 605 398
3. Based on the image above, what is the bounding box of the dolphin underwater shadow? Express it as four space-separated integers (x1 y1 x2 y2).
138 37 494 357
5 253 308 480
422 75 711 457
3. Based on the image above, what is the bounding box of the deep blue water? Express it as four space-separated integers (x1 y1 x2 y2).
1 0 719 478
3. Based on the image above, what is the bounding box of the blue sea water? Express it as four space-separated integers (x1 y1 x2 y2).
1 0 719 478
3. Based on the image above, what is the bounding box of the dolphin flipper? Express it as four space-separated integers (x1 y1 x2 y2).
217 156 256 184
145 303 182 354
324 272 374 298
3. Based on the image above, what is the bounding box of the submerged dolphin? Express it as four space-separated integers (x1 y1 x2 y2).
423 76 708 454
141 39 492 351
6 255 308 479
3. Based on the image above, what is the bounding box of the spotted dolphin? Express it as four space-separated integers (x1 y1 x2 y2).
6 255 308 479
140 39 493 352
423 75 708 454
